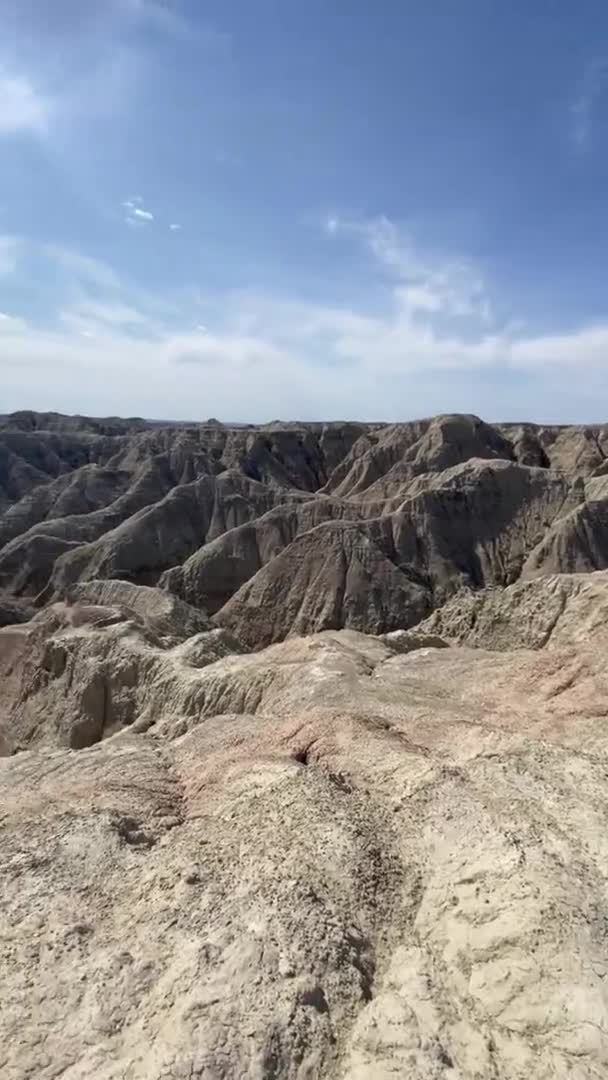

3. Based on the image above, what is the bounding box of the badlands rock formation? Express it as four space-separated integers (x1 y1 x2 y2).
2 410 608 1079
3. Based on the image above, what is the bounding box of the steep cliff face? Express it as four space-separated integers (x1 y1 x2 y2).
1 412 607 644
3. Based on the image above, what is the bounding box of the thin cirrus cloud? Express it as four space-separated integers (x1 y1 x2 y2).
121 0 232 55
3 221 608 421
122 198 181 229
0 236 22 275
570 56 608 151
324 214 491 324
123 198 155 225
42 244 121 290
0 2 230 149
0 69 52 136
121 0 193 40
0 20 142 143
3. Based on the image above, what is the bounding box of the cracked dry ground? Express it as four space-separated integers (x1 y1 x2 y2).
3 603 608 1079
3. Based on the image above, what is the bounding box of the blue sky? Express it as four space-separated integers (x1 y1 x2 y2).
1 0 608 422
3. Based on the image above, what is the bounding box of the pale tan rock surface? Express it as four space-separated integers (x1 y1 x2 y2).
2 578 608 1077
3 413 608 1078
417 568 608 649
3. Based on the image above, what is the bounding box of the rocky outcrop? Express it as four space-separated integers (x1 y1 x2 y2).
0 427 126 510
216 520 431 647
0 464 133 549
0 421 364 602
43 472 312 598
213 459 582 647
161 496 361 614
0 457 176 595
522 493 608 578
0 585 241 753
3 411 608 1077
416 568 608 650
3 605 608 1077
0 409 150 436
70 580 217 640
2 411 608 643
323 414 515 501
501 422 608 478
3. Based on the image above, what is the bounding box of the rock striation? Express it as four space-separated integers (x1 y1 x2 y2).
2 411 608 1078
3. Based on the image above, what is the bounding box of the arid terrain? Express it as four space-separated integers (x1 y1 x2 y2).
2 409 608 1079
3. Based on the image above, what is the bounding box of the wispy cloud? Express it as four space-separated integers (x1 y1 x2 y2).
570 57 608 151
121 0 191 39
0 69 52 136
169 223 181 230
0 312 27 333
42 245 121 290
120 0 231 54
3 224 608 422
0 1 228 151
0 236 22 275
59 299 149 338
326 214 491 324
123 198 154 225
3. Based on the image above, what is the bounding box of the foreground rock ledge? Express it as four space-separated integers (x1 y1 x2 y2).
2 578 608 1078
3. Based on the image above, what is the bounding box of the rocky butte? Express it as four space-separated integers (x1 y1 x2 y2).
2 409 608 1078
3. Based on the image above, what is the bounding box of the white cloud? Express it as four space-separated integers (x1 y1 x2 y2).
76 299 147 325
59 299 150 339
510 323 608 369
123 198 154 225
570 57 608 150
399 284 443 314
4 224 608 422
2 307 605 423
42 245 121 290
0 312 27 333
326 214 492 325
169 223 181 230
0 4 227 149
0 70 52 136
0 34 142 149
